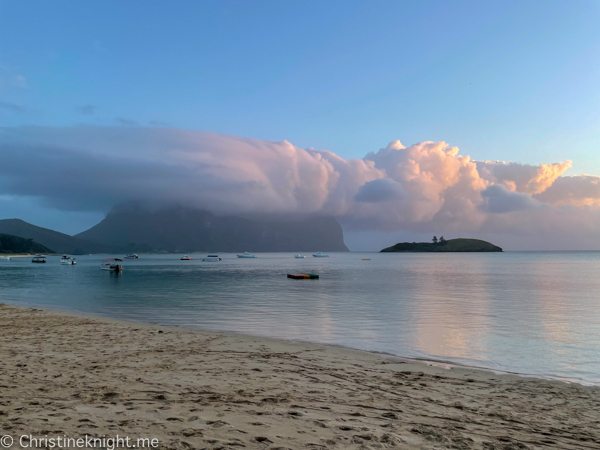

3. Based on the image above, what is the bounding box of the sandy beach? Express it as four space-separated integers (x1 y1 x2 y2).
1 304 599 449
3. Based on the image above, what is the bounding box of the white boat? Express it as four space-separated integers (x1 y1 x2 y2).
180 255 193 260
0 256 11 261
61 255 77 265
313 252 329 257
202 254 221 262
237 252 257 258
124 254 139 259
101 258 123 272
32 256 46 263
294 254 306 259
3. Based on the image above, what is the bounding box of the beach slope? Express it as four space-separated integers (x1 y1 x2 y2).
1 304 598 449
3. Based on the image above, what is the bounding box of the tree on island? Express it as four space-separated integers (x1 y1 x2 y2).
432 236 438 244
440 236 446 244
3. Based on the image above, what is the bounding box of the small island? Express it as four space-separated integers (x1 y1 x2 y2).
380 236 502 252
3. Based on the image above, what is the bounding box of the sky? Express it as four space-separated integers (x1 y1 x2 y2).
0 0 599 250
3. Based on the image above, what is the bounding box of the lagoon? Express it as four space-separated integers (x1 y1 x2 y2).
1 251 599 384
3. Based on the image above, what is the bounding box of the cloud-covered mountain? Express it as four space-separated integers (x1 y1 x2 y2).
75 204 348 253
1 126 600 249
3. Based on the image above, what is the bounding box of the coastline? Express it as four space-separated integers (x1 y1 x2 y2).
1 304 599 449
3 298 594 387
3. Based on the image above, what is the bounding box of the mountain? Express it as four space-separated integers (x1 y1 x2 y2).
380 238 503 252
0 219 117 254
76 205 349 252
0 233 55 254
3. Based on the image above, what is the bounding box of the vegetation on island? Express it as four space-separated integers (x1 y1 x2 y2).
380 236 503 252
0 233 55 254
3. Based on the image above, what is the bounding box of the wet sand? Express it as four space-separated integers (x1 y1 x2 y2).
1 303 599 449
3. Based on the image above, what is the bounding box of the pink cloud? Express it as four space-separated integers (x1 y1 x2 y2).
1 126 599 248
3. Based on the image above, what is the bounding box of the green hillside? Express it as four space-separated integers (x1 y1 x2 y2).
380 238 502 253
0 219 117 254
0 233 55 254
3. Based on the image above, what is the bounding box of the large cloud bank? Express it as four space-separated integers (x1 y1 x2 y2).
1 126 600 245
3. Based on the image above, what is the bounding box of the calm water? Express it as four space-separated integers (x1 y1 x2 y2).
1 252 599 384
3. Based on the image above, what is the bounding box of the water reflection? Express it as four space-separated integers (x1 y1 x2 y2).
408 258 493 364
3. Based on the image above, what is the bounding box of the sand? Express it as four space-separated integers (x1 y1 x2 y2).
1 304 599 449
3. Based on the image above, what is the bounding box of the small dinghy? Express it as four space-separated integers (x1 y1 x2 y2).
237 252 257 258
287 273 319 279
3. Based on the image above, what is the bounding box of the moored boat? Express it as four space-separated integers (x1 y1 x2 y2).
32 256 46 263
124 254 139 259
61 255 77 265
101 258 123 272
0 256 11 261
287 273 320 279
237 252 257 258
294 254 306 258
180 255 193 260
312 252 329 257
202 255 221 262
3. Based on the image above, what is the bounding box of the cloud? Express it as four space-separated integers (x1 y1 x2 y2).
534 175 600 207
0 127 373 215
354 178 405 203
0 126 599 248
476 160 571 194
479 184 546 213
76 104 97 115
357 140 488 231
115 117 139 126
0 101 24 113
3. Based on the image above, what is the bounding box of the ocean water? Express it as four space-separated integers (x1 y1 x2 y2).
1 252 599 384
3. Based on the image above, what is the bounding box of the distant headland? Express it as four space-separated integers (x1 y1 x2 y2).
0 233 55 254
380 237 503 253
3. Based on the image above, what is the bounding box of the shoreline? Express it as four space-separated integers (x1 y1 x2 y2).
2 300 594 387
1 303 599 449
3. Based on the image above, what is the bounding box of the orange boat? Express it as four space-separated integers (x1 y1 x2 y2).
287 273 319 279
